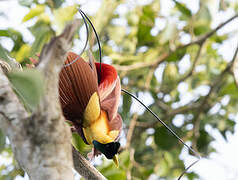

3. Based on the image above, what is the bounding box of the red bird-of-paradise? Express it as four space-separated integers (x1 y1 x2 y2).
57 9 200 179
59 52 122 166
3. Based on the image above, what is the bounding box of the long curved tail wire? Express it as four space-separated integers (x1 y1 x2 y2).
64 10 89 67
78 9 102 83
121 88 201 180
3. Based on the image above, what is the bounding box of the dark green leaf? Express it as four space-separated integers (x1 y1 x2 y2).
186 172 199 180
52 0 65 9
154 126 178 150
166 48 186 62
194 24 211 36
0 130 6 152
137 5 156 46
197 130 214 154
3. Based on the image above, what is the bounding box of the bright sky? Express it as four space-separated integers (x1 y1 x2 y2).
0 0 238 180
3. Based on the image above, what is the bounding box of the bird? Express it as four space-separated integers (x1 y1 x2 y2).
58 51 122 166
28 8 200 177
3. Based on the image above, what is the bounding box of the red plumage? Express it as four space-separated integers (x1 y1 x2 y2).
58 52 122 145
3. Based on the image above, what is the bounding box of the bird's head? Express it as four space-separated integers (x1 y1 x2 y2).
93 140 120 166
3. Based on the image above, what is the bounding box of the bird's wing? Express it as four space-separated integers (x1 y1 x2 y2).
59 52 99 125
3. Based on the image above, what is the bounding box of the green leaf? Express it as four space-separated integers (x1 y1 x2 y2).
0 44 11 64
186 172 199 180
174 1 192 18
0 28 25 52
166 48 186 62
104 170 126 180
7 69 44 111
211 34 228 44
72 132 86 152
156 158 170 176
197 129 214 154
47 0 65 9
194 24 211 36
15 44 31 63
119 150 130 169
29 21 54 56
30 31 51 56
0 130 6 152
22 5 45 22
162 66 174 87
154 126 178 150
53 0 65 8
99 158 126 180
0 29 8 36
197 5 212 22
219 82 238 99
193 5 211 36
137 4 156 46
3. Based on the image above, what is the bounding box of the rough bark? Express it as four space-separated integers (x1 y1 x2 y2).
0 21 79 180
73 148 106 180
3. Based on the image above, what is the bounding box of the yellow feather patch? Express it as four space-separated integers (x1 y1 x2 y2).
83 92 101 127
83 110 119 144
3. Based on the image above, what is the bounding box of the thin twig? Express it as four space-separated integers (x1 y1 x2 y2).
180 13 238 48
232 43 238 86
178 44 203 83
126 113 138 149
114 52 168 71
126 148 136 180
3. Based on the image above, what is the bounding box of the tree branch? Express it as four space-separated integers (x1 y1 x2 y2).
181 13 238 48
192 43 238 149
126 113 138 149
73 148 106 180
232 43 238 86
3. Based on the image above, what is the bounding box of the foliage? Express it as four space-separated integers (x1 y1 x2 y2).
7 68 44 111
0 0 238 179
